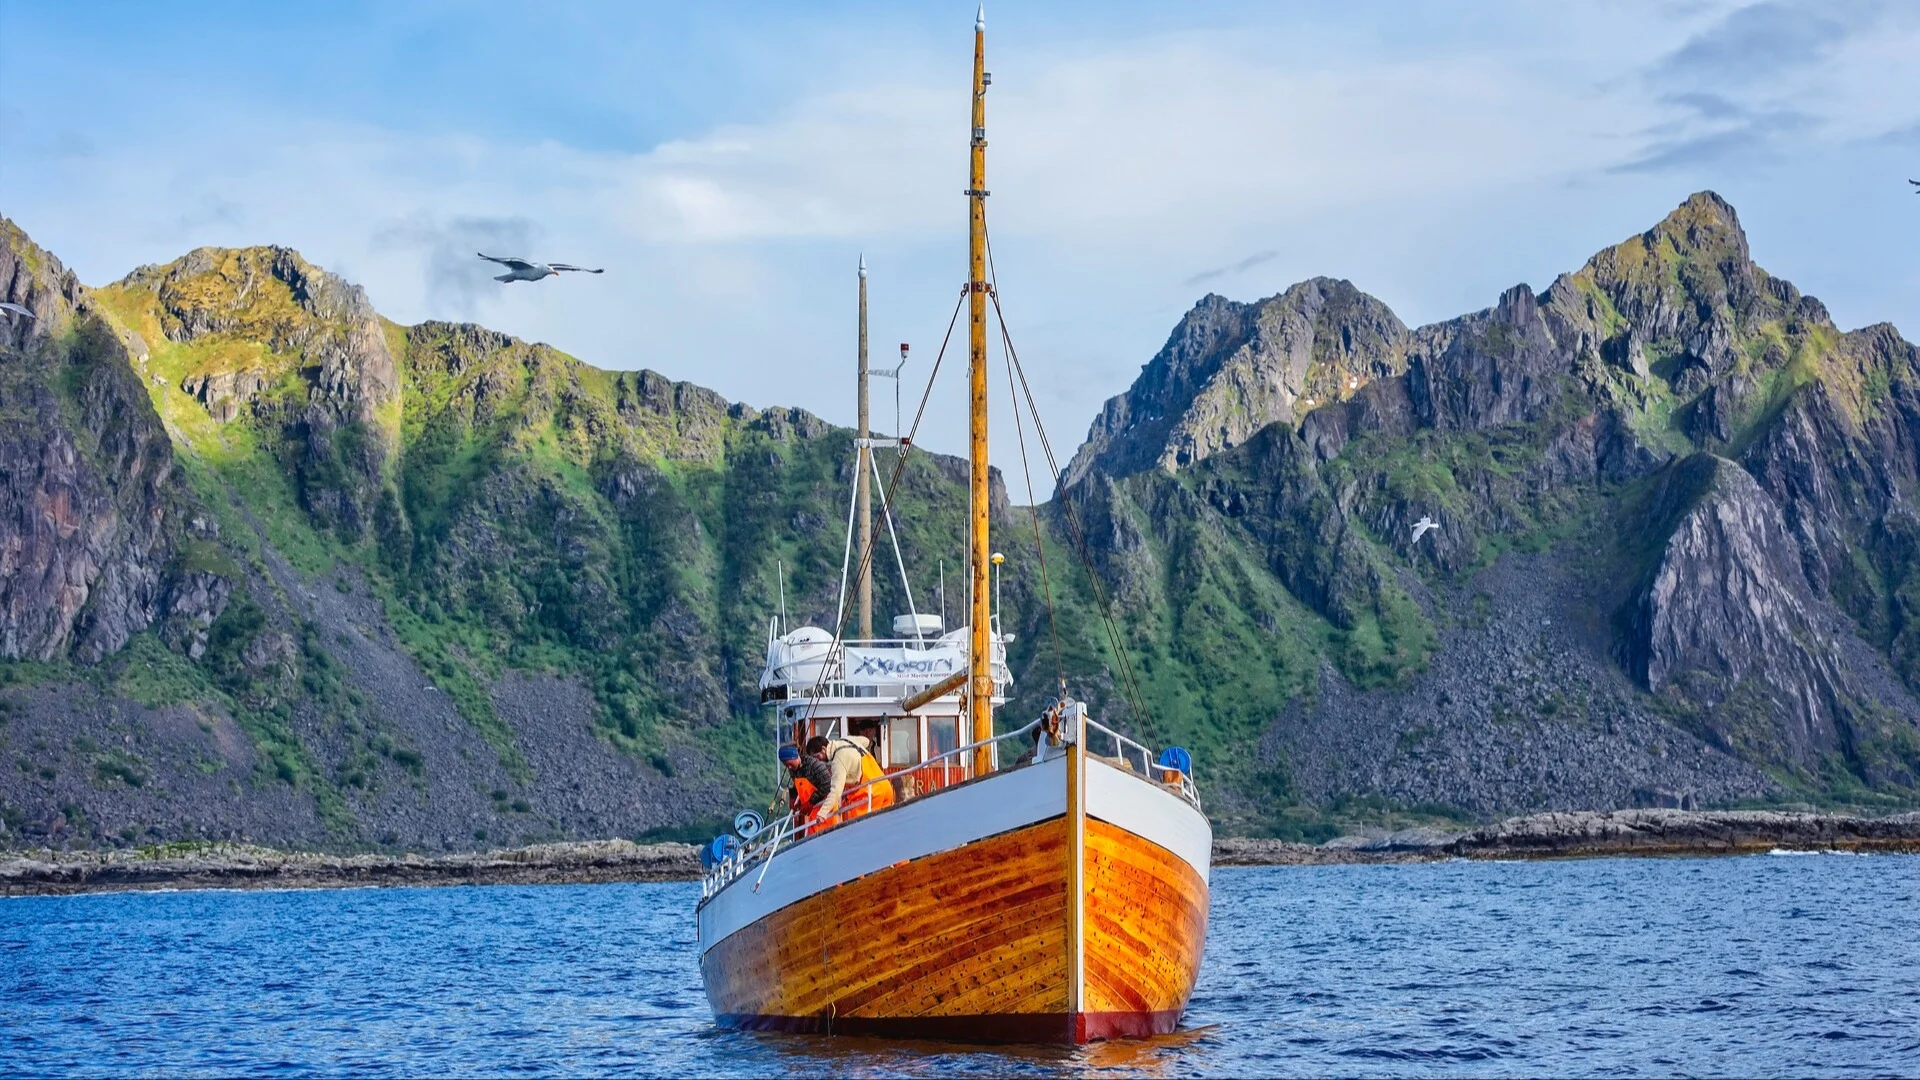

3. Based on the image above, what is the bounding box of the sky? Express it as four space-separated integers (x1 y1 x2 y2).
2 0 1918 478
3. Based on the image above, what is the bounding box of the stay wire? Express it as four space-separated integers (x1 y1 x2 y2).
990 273 1067 699
998 296 1152 737
793 288 966 746
982 219 1155 738
982 221 1135 716
1001 297 1153 737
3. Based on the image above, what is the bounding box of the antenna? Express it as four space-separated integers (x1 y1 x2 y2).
872 343 911 460
897 343 909 459
777 559 788 636
856 255 873 643
991 551 1004 633
939 559 946 627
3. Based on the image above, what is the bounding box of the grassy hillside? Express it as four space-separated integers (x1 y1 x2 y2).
84 258 1015 823
6 191 1919 852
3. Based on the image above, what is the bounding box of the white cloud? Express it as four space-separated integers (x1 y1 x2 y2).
4 1 1917 468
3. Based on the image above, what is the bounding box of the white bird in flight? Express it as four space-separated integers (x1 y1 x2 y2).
477 253 605 283
1410 516 1438 543
0 301 35 320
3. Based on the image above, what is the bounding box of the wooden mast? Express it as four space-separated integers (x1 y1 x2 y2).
966 4 993 775
856 255 872 643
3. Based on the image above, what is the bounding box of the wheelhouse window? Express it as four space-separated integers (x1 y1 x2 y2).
928 716 960 758
886 716 919 768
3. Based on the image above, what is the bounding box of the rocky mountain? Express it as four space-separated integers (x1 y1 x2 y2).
1064 278 1411 485
1 190 1917 852
1041 192 1920 834
0 217 990 851
0 220 227 665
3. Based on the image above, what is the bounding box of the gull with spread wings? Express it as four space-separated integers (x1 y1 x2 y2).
477 254 605 283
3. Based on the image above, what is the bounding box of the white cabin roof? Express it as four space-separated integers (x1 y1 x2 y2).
760 623 1011 705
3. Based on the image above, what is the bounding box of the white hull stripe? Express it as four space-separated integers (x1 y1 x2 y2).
698 756 1068 953
1084 759 1213 887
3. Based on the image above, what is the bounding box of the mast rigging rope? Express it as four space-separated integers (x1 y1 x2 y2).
791 288 968 746
983 216 1157 741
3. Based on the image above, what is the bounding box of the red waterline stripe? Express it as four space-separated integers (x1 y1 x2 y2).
714 1009 1184 1044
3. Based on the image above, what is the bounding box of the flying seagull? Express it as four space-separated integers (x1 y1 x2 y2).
0 301 35 320
1911 179 1919 193
477 254 605 282
1410 515 1438 543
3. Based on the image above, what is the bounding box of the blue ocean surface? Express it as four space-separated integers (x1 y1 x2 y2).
4 853 1917 1078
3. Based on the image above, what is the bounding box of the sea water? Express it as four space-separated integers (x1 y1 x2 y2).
4 854 1916 1077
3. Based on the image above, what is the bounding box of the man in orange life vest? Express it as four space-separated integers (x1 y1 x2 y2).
806 732 895 829
777 745 831 827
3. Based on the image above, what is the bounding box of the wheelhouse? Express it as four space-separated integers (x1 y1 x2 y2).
759 614 1011 796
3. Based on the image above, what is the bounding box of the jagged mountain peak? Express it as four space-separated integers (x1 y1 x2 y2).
91 242 401 544
0 214 90 350
1540 191 1914 450
1573 191 1761 315
1653 190 1747 257
114 245 376 351
1069 191 1897 498
1063 275 1410 487
1066 194 1772 493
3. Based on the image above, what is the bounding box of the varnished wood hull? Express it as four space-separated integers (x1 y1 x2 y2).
696 754 1210 1043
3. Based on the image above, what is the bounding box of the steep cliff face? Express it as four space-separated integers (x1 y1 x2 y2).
1409 283 1572 434
0 217 228 664
1624 454 1853 766
1739 331 1920 693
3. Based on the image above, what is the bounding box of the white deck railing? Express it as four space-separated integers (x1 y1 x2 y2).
1084 717 1201 808
699 717 1039 901
698 710 1203 901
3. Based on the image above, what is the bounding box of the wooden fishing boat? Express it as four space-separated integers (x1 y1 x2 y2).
694 6 1210 1044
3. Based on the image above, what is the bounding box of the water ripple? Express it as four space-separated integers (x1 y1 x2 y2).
1 855 1916 1076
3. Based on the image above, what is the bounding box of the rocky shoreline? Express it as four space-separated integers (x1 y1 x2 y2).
6 810 1918 897
0 839 704 897
1215 808 1920 865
